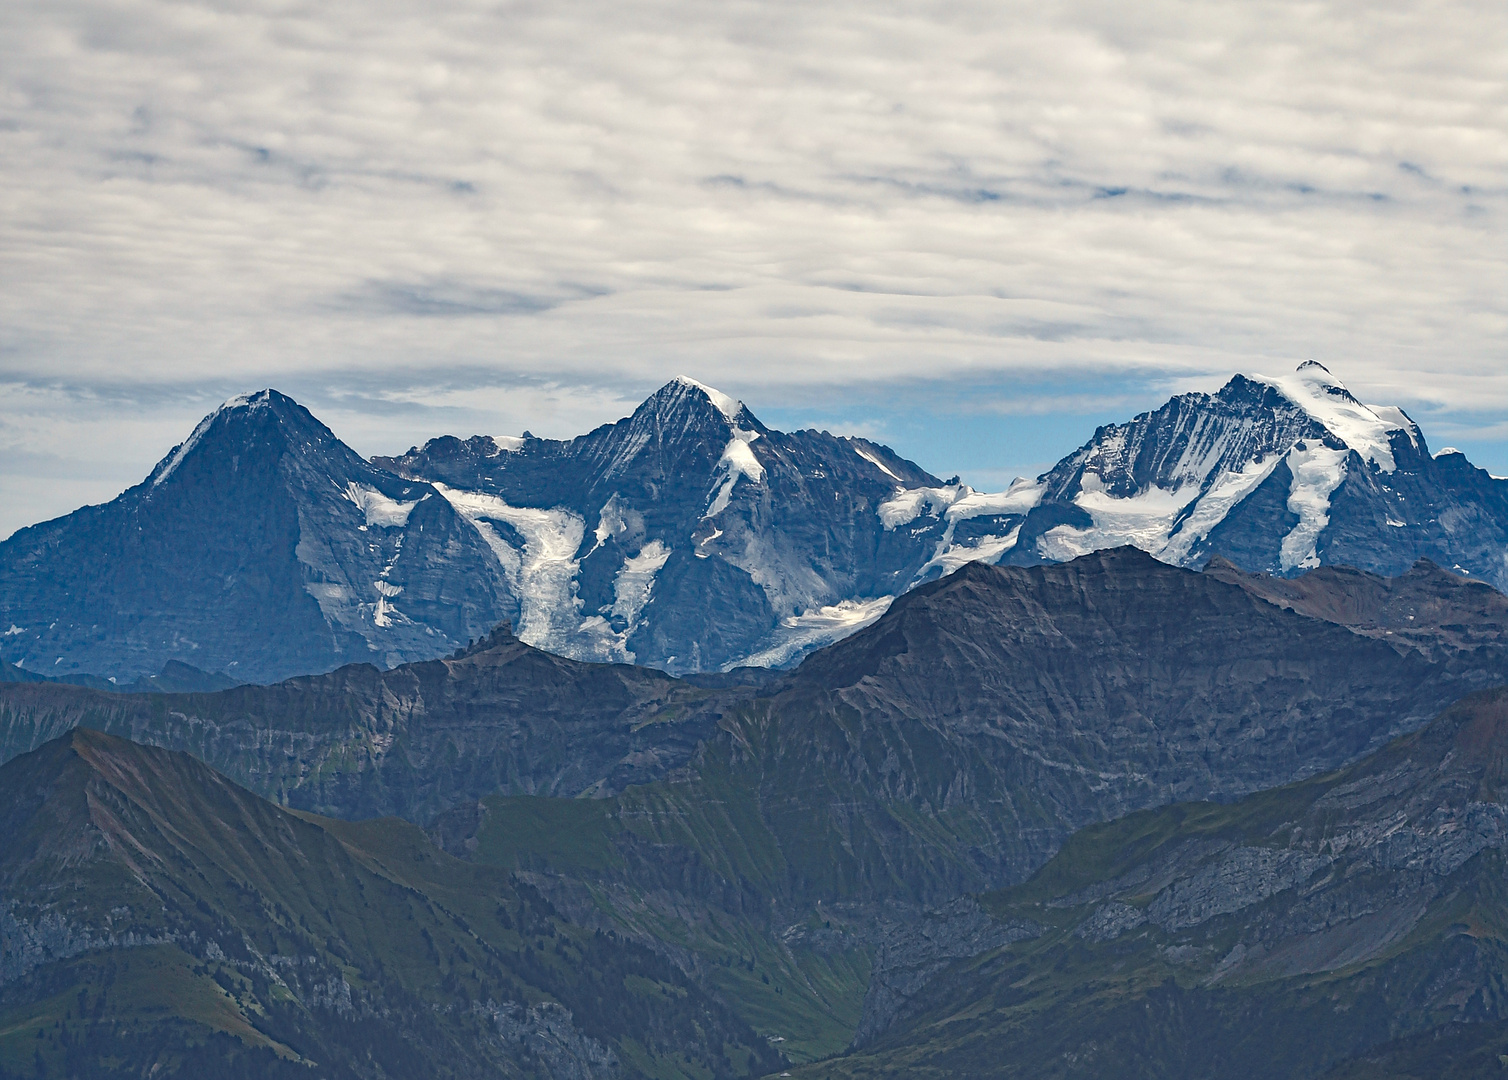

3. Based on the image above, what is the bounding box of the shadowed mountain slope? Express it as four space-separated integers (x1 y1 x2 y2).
0 623 750 823
805 687 1508 1079
0 728 781 1080
1204 554 1508 658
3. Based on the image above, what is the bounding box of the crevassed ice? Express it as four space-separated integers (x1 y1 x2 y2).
878 479 1041 583
1280 444 1349 570
734 596 895 669
878 484 966 529
1040 479 1202 562
344 482 420 528
877 478 1041 531
433 484 587 649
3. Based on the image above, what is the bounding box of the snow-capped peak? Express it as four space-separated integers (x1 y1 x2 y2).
1256 362 1413 473
670 376 744 424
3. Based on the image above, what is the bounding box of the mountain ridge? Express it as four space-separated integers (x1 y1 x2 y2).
3 366 1506 683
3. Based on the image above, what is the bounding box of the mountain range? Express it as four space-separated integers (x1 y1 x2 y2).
6 547 1508 1073
2 364 1505 682
4 548 1508 1076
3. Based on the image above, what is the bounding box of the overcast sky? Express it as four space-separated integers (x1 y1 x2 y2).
1 0 1504 538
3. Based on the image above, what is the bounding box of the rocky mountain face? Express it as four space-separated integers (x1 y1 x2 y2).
0 623 758 823
0 390 514 684
814 687 1508 1079
5 550 1502 858
898 362 1508 590
0 728 780 1079
8 365 1502 683
1204 553 1508 658
376 376 945 672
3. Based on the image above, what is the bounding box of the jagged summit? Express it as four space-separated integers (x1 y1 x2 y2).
143 388 365 494
663 375 753 426
0 389 514 683
877 361 1504 588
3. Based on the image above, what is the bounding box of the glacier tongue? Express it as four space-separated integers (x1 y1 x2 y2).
433 484 588 651
1280 443 1349 570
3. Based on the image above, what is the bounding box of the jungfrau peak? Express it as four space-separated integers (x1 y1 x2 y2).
880 362 1506 590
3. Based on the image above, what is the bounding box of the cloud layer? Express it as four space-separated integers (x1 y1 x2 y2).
1 0 1504 535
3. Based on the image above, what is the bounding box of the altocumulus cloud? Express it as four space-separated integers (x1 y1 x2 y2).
0 0 1504 536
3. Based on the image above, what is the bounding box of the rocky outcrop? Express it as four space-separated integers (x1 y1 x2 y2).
0 622 750 821
1203 554 1508 658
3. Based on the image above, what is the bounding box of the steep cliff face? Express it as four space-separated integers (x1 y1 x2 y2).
4 367 1505 683
0 391 514 684
813 688 1508 1079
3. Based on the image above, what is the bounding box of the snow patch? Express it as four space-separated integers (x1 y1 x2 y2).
434 484 587 649
920 526 1023 578
487 435 525 454
1435 447 1460 457
610 540 672 628
944 479 1043 524
1280 443 1349 570
673 376 744 423
706 429 766 517
344 483 420 528
3 625 23 637
878 479 1041 531
1256 362 1409 473
372 580 404 628
852 444 902 482
735 596 895 669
